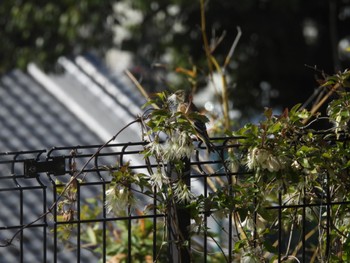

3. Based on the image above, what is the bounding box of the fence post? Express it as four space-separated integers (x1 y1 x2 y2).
167 157 191 263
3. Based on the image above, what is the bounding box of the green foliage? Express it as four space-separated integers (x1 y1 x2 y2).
143 92 207 161
57 195 168 262
55 70 350 261
54 69 350 262
0 0 115 72
230 70 350 261
40 0 350 257
327 92 350 138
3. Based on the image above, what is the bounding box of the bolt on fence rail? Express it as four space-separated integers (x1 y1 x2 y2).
0 137 349 262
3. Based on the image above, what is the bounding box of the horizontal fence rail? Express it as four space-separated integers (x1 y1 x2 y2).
0 137 349 262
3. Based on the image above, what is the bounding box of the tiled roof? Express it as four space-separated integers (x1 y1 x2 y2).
0 54 145 152
0 54 146 262
0 69 100 151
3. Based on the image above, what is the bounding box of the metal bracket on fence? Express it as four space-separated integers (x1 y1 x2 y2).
24 157 66 177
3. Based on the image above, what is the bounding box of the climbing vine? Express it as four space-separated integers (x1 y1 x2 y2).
54 69 350 262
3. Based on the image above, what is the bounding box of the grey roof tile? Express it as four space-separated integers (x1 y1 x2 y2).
0 54 146 262
0 69 107 151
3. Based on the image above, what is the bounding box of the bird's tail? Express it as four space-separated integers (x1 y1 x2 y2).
193 121 213 153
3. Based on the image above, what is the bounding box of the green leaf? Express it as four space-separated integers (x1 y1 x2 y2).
340 110 350 117
267 122 282 133
289 103 302 115
233 239 246 252
297 109 310 119
264 107 273 119
86 226 97 245
322 152 332 159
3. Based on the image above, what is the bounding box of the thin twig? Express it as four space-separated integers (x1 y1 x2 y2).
207 232 229 263
223 26 242 70
200 0 213 74
125 69 159 109
210 30 227 53
285 218 295 258
302 82 341 125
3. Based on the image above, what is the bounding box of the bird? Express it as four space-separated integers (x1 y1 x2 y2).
167 89 213 152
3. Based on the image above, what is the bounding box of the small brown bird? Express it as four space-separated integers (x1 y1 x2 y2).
167 90 212 152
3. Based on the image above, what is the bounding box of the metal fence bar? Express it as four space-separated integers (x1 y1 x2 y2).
203 166 208 263
12 153 24 263
178 158 191 262
325 172 331 260
53 183 58 263
278 192 282 263
77 182 81 263
0 138 349 262
102 179 107 263
228 175 233 263
42 187 47 263
153 187 158 262
128 202 132 263
166 157 191 263
19 187 24 263
302 186 306 262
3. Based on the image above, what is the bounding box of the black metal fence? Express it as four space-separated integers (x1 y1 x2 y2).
0 138 348 262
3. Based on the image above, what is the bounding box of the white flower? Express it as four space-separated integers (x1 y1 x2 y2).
229 157 240 173
262 154 281 172
246 147 283 172
146 140 163 158
246 147 258 170
291 160 302 170
241 215 255 232
176 131 194 159
162 132 194 161
149 170 169 190
241 213 267 236
162 138 178 161
105 185 133 215
172 180 194 203
246 147 269 170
